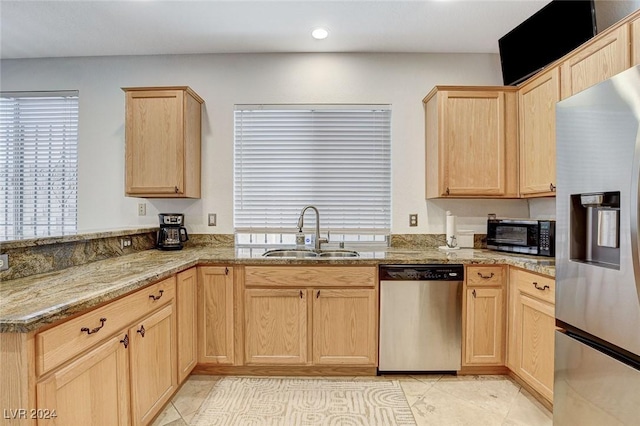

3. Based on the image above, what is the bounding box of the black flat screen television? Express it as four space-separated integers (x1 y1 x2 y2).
499 0 597 86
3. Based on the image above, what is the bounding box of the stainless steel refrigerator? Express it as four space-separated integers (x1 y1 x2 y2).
555 65 640 424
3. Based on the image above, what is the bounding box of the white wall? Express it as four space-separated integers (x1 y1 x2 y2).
1 52 530 236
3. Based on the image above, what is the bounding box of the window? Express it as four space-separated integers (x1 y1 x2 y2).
234 105 391 246
0 91 78 239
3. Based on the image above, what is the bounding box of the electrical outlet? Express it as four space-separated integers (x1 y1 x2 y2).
409 214 418 227
208 213 217 226
120 237 132 249
138 203 146 216
0 254 8 271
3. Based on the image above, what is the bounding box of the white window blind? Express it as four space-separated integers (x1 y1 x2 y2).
234 106 391 239
0 91 78 239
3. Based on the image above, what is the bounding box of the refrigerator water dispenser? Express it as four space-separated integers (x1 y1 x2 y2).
570 191 620 269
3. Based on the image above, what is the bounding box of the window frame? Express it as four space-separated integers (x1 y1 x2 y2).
233 104 391 247
0 90 79 239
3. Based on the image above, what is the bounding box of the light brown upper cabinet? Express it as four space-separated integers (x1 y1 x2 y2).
632 12 640 66
518 66 560 197
123 87 204 198
423 86 518 199
560 25 630 99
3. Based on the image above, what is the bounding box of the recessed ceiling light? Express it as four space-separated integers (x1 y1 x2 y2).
311 28 329 40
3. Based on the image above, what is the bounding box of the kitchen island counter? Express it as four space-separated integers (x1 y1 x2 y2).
0 246 554 333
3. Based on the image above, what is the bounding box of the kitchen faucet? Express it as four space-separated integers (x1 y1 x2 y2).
296 205 328 251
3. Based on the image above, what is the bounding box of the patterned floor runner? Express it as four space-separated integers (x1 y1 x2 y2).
190 377 416 425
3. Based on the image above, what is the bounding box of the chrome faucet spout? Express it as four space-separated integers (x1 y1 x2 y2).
297 205 328 251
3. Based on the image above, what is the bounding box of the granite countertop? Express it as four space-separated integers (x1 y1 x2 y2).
0 246 555 333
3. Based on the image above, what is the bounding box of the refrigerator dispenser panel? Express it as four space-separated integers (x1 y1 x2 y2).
570 191 621 269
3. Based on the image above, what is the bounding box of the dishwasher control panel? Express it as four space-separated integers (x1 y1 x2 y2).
379 264 464 281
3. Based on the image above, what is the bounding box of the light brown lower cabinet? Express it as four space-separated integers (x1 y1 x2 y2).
36 333 131 426
33 276 177 426
312 288 377 365
507 267 555 404
129 303 177 426
176 268 197 383
197 266 235 365
462 266 506 367
244 288 308 365
243 266 378 367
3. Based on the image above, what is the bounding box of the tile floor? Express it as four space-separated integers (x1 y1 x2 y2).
152 374 552 426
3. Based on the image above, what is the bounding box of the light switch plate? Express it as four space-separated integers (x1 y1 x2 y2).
208 213 217 226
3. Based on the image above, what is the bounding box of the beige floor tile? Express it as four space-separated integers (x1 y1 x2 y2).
502 389 552 426
162 419 187 426
409 374 444 384
400 379 438 406
439 374 517 382
411 386 506 426
171 375 222 423
151 403 181 426
378 374 423 381
431 375 521 417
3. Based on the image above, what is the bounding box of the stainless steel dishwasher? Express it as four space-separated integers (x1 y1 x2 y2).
379 264 463 373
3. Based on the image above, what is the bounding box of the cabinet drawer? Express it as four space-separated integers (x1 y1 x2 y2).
513 269 555 304
36 276 176 376
466 266 504 286
245 266 376 288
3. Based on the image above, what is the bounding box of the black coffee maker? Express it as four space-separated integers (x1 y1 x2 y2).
157 213 189 250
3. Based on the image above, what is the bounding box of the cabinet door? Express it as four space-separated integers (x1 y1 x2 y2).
441 91 510 197
519 67 560 196
561 25 630 99
129 303 177 426
125 89 185 195
36 334 130 426
514 292 555 402
632 14 640 66
177 267 197 383
464 286 505 365
244 288 308 365
198 266 234 365
312 289 377 365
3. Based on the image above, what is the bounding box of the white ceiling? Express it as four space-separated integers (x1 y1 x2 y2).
1 0 551 60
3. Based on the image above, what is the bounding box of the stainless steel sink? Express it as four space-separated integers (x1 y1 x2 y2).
262 249 318 258
262 249 359 258
317 250 359 258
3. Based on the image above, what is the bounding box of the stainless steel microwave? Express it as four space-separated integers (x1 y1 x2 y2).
486 219 555 257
